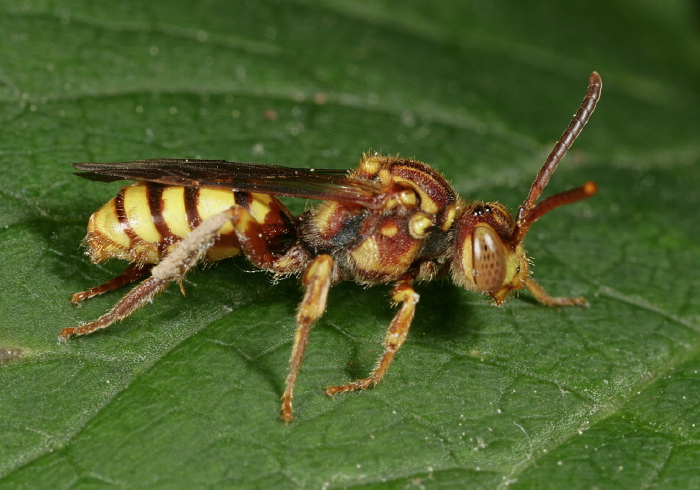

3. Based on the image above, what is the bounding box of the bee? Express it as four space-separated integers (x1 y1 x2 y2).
61 73 602 422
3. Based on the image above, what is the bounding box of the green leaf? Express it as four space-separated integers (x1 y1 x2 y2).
1 0 699 488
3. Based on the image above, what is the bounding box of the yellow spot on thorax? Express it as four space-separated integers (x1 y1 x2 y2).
380 222 399 238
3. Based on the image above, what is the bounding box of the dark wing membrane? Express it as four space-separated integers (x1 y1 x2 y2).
74 159 385 206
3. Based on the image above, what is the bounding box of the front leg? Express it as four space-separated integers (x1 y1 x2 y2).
525 277 588 307
325 277 419 395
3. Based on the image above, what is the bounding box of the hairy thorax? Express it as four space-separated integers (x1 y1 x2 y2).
301 154 459 284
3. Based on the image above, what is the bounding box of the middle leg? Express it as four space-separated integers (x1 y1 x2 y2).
280 254 334 423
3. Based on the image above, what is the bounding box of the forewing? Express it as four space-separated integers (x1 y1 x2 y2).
74 159 384 206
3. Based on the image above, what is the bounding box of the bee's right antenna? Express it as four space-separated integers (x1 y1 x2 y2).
511 72 602 245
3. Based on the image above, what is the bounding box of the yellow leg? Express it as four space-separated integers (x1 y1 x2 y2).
325 279 419 395
280 255 334 423
525 277 587 306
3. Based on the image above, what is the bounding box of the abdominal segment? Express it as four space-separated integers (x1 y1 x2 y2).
84 182 295 264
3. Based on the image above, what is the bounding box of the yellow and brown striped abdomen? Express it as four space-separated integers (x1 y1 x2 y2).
84 182 295 264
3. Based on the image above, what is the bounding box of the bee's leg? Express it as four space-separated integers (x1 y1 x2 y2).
70 263 152 305
280 254 334 423
525 277 587 307
60 207 238 339
325 278 419 396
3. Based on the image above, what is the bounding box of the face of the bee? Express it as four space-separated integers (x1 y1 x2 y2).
451 201 529 304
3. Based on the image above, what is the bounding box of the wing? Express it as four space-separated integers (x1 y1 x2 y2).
74 158 385 206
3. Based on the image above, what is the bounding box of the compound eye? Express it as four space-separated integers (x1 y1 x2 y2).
472 225 506 292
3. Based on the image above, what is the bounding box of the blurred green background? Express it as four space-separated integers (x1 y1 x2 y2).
0 1 698 488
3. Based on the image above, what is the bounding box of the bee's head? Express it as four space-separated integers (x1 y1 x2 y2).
451 202 529 304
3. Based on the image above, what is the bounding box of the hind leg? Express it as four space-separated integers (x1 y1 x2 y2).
71 263 152 305
61 207 240 338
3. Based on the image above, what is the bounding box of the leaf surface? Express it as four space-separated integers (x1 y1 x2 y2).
1 1 698 488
